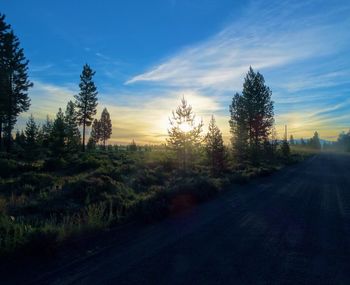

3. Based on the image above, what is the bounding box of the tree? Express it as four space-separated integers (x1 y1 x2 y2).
128 139 137 152
75 64 98 152
0 14 11 150
0 16 33 151
229 92 248 161
64 100 80 152
24 114 39 148
281 138 290 159
243 67 274 161
309 131 321 150
41 115 53 148
290 135 295 146
99 108 112 148
229 67 274 164
90 118 101 146
205 115 225 175
167 97 203 171
50 108 66 156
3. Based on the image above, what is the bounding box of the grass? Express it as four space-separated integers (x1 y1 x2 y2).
0 147 310 258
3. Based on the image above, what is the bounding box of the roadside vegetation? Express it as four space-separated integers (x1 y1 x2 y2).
0 13 345 259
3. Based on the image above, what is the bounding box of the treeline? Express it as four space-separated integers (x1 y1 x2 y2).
289 131 322 150
8 64 112 161
0 14 114 157
167 67 292 176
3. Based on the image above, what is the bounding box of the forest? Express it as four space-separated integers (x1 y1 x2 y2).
0 12 349 258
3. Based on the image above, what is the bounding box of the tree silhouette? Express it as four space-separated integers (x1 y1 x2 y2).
0 14 11 150
167 97 203 171
290 135 295 146
229 67 274 164
64 100 81 152
99 107 112 148
229 92 248 161
309 131 321 150
90 118 101 146
0 14 33 151
75 64 98 152
50 108 66 156
205 115 225 175
24 114 38 149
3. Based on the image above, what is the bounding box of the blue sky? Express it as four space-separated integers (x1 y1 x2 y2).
1 0 350 143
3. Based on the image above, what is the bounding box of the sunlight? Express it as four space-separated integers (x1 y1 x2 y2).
179 121 192 133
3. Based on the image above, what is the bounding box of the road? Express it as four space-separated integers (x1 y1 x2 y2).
4 153 350 284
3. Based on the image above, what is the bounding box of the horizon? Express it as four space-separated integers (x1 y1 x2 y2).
1 0 350 144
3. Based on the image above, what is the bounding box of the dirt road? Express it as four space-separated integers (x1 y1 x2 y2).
5 153 350 284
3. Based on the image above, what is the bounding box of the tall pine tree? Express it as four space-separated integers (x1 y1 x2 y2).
75 64 98 152
0 14 32 151
229 67 274 164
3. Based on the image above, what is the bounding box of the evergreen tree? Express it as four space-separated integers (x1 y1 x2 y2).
300 138 306 146
290 135 295 146
229 67 274 164
50 108 66 156
0 15 32 151
309 131 321 150
99 107 112 148
75 64 98 152
281 138 290 159
167 97 203 171
0 14 11 150
41 115 53 148
64 100 80 152
90 118 101 145
24 114 38 148
86 137 96 151
128 139 137 152
229 92 248 161
205 115 225 175
243 67 274 161
14 129 25 148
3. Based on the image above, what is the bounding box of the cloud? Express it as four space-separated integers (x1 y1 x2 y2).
126 0 350 92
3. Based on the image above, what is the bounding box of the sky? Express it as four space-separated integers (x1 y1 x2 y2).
1 0 350 144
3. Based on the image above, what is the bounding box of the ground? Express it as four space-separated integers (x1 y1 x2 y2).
2 152 350 284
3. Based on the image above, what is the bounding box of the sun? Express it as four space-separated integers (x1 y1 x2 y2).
179 121 192 133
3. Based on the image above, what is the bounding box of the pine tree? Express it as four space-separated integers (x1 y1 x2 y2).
290 135 295 146
50 108 66 156
205 115 225 175
64 100 80 152
75 64 98 152
229 67 274 164
99 108 112 148
24 114 38 148
90 118 101 145
128 139 137 152
0 16 32 151
167 97 203 171
309 131 321 150
41 115 53 148
229 92 248 161
0 14 11 149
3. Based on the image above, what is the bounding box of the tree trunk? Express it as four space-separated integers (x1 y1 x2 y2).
82 120 86 152
0 116 2 151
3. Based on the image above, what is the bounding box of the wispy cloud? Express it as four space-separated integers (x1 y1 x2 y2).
126 0 350 92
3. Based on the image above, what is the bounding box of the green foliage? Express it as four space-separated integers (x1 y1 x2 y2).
64 101 81 152
229 67 274 164
205 115 225 175
0 14 33 151
167 97 203 171
75 64 98 151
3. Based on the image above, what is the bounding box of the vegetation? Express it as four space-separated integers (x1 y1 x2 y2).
1 13 345 259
